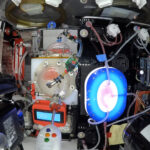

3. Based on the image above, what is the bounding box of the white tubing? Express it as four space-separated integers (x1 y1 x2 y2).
107 107 150 127
89 126 101 150
88 111 109 125
18 50 29 93
108 32 138 62
82 126 101 150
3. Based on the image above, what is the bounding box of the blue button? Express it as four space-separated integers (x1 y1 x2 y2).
46 128 51 132
47 21 56 29
17 110 23 118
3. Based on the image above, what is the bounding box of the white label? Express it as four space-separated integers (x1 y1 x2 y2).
45 0 62 7
140 125 150 142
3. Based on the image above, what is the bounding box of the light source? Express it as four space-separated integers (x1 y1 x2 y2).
85 67 127 122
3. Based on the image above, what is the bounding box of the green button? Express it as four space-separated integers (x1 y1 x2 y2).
44 138 49 142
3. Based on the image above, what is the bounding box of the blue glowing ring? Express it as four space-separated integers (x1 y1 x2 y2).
85 67 127 122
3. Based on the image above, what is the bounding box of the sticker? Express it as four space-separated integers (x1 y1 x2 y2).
140 125 150 142
11 0 21 6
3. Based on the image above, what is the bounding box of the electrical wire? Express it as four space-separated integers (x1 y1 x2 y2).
107 106 150 127
108 32 138 62
102 33 123 46
86 21 106 55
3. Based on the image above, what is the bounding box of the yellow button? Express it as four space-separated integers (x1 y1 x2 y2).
45 133 50 137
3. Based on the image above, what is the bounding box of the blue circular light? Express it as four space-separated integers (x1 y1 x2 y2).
85 67 127 122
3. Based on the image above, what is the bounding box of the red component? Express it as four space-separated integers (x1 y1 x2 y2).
74 36 77 39
31 83 36 100
13 38 25 80
72 61 76 65
32 100 66 127
107 132 112 138
52 133 57 138
12 31 19 37
64 69 68 74
50 49 70 54
5 27 11 36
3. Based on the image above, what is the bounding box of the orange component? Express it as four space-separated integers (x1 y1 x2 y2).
32 100 66 127
45 133 50 137
31 83 36 100
52 133 57 138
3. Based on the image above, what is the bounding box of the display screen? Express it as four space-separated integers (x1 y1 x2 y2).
36 111 61 122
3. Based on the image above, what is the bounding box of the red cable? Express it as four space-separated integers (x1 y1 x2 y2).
86 21 106 55
103 122 107 150
116 33 123 45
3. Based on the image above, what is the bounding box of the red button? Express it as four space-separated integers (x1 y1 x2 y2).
52 133 57 138
107 132 112 138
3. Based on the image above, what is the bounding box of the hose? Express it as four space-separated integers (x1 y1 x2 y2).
88 111 109 125
103 122 107 150
86 21 106 55
108 32 138 62
107 106 150 127
82 126 101 150
52 109 56 125
18 50 30 94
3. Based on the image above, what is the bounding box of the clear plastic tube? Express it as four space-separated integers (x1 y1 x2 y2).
127 93 138 118
88 111 109 125
89 126 101 150
108 32 138 62
82 126 101 150
105 60 110 84
52 109 56 125
107 106 150 127
18 50 29 94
